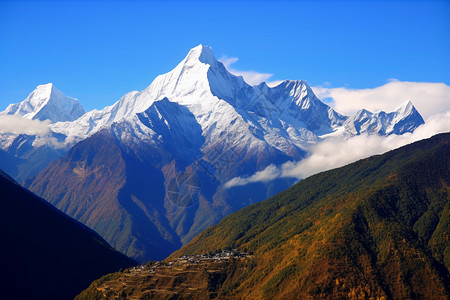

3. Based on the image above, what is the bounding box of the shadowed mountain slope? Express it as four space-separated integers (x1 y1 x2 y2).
0 169 136 300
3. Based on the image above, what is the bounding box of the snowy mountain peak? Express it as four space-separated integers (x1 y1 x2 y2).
185 44 216 65
35 82 53 95
0 83 86 123
395 100 414 116
343 100 424 136
275 80 315 99
129 44 246 111
23 83 55 107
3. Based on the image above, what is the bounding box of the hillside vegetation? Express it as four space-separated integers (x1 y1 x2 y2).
81 133 450 299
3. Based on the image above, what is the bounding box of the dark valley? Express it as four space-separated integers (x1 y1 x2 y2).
0 170 136 299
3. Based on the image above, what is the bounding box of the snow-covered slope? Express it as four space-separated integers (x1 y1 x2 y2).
51 45 345 153
343 101 425 136
1 83 85 123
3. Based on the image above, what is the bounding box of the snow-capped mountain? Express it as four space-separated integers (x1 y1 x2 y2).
2 45 426 262
1 83 85 123
41 45 422 152
50 45 345 153
0 84 85 181
2 45 423 156
343 101 425 136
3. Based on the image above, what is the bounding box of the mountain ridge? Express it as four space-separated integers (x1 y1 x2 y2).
1 45 424 155
342 100 424 136
5 44 427 262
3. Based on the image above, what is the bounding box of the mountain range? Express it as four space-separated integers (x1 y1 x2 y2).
79 132 450 299
1 45 425 262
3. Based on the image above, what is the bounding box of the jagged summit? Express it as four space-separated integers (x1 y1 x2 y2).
344 100 424 135
0 83 86 123
30 83 55 100
396 100 414 115
185 44 216 65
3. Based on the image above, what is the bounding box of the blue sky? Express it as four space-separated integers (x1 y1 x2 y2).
0 0 449 111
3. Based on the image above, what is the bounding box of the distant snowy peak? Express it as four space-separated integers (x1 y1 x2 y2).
396 100 416 117
1 83 86 123
344 101 424 135
389 100 425 134
262 80 347 132
6 45 426 154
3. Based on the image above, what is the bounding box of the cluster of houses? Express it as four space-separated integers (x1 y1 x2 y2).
177 249 248 263
126 249 248 274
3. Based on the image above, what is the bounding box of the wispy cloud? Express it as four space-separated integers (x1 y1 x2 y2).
0 115 51 135
312 80 450 119
0 115 66 148
225 111 450 188
219 56 274 86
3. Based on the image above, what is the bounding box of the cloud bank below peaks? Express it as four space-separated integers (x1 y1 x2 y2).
0 115 51 135
225 111 450 189
0 115 65 149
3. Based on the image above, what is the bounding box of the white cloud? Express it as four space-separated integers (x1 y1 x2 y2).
0 115 66 148
219 56 274 86
225 164 282 188
225 111 450 188
312 80 450 119
37 136 66 149
0 115 51 135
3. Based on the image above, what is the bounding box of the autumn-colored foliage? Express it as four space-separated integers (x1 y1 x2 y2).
80 133 450 299
170 133 450 299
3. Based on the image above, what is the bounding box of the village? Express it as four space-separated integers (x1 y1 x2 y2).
127 249 249 275
176 249 248 262
92 250 250 298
